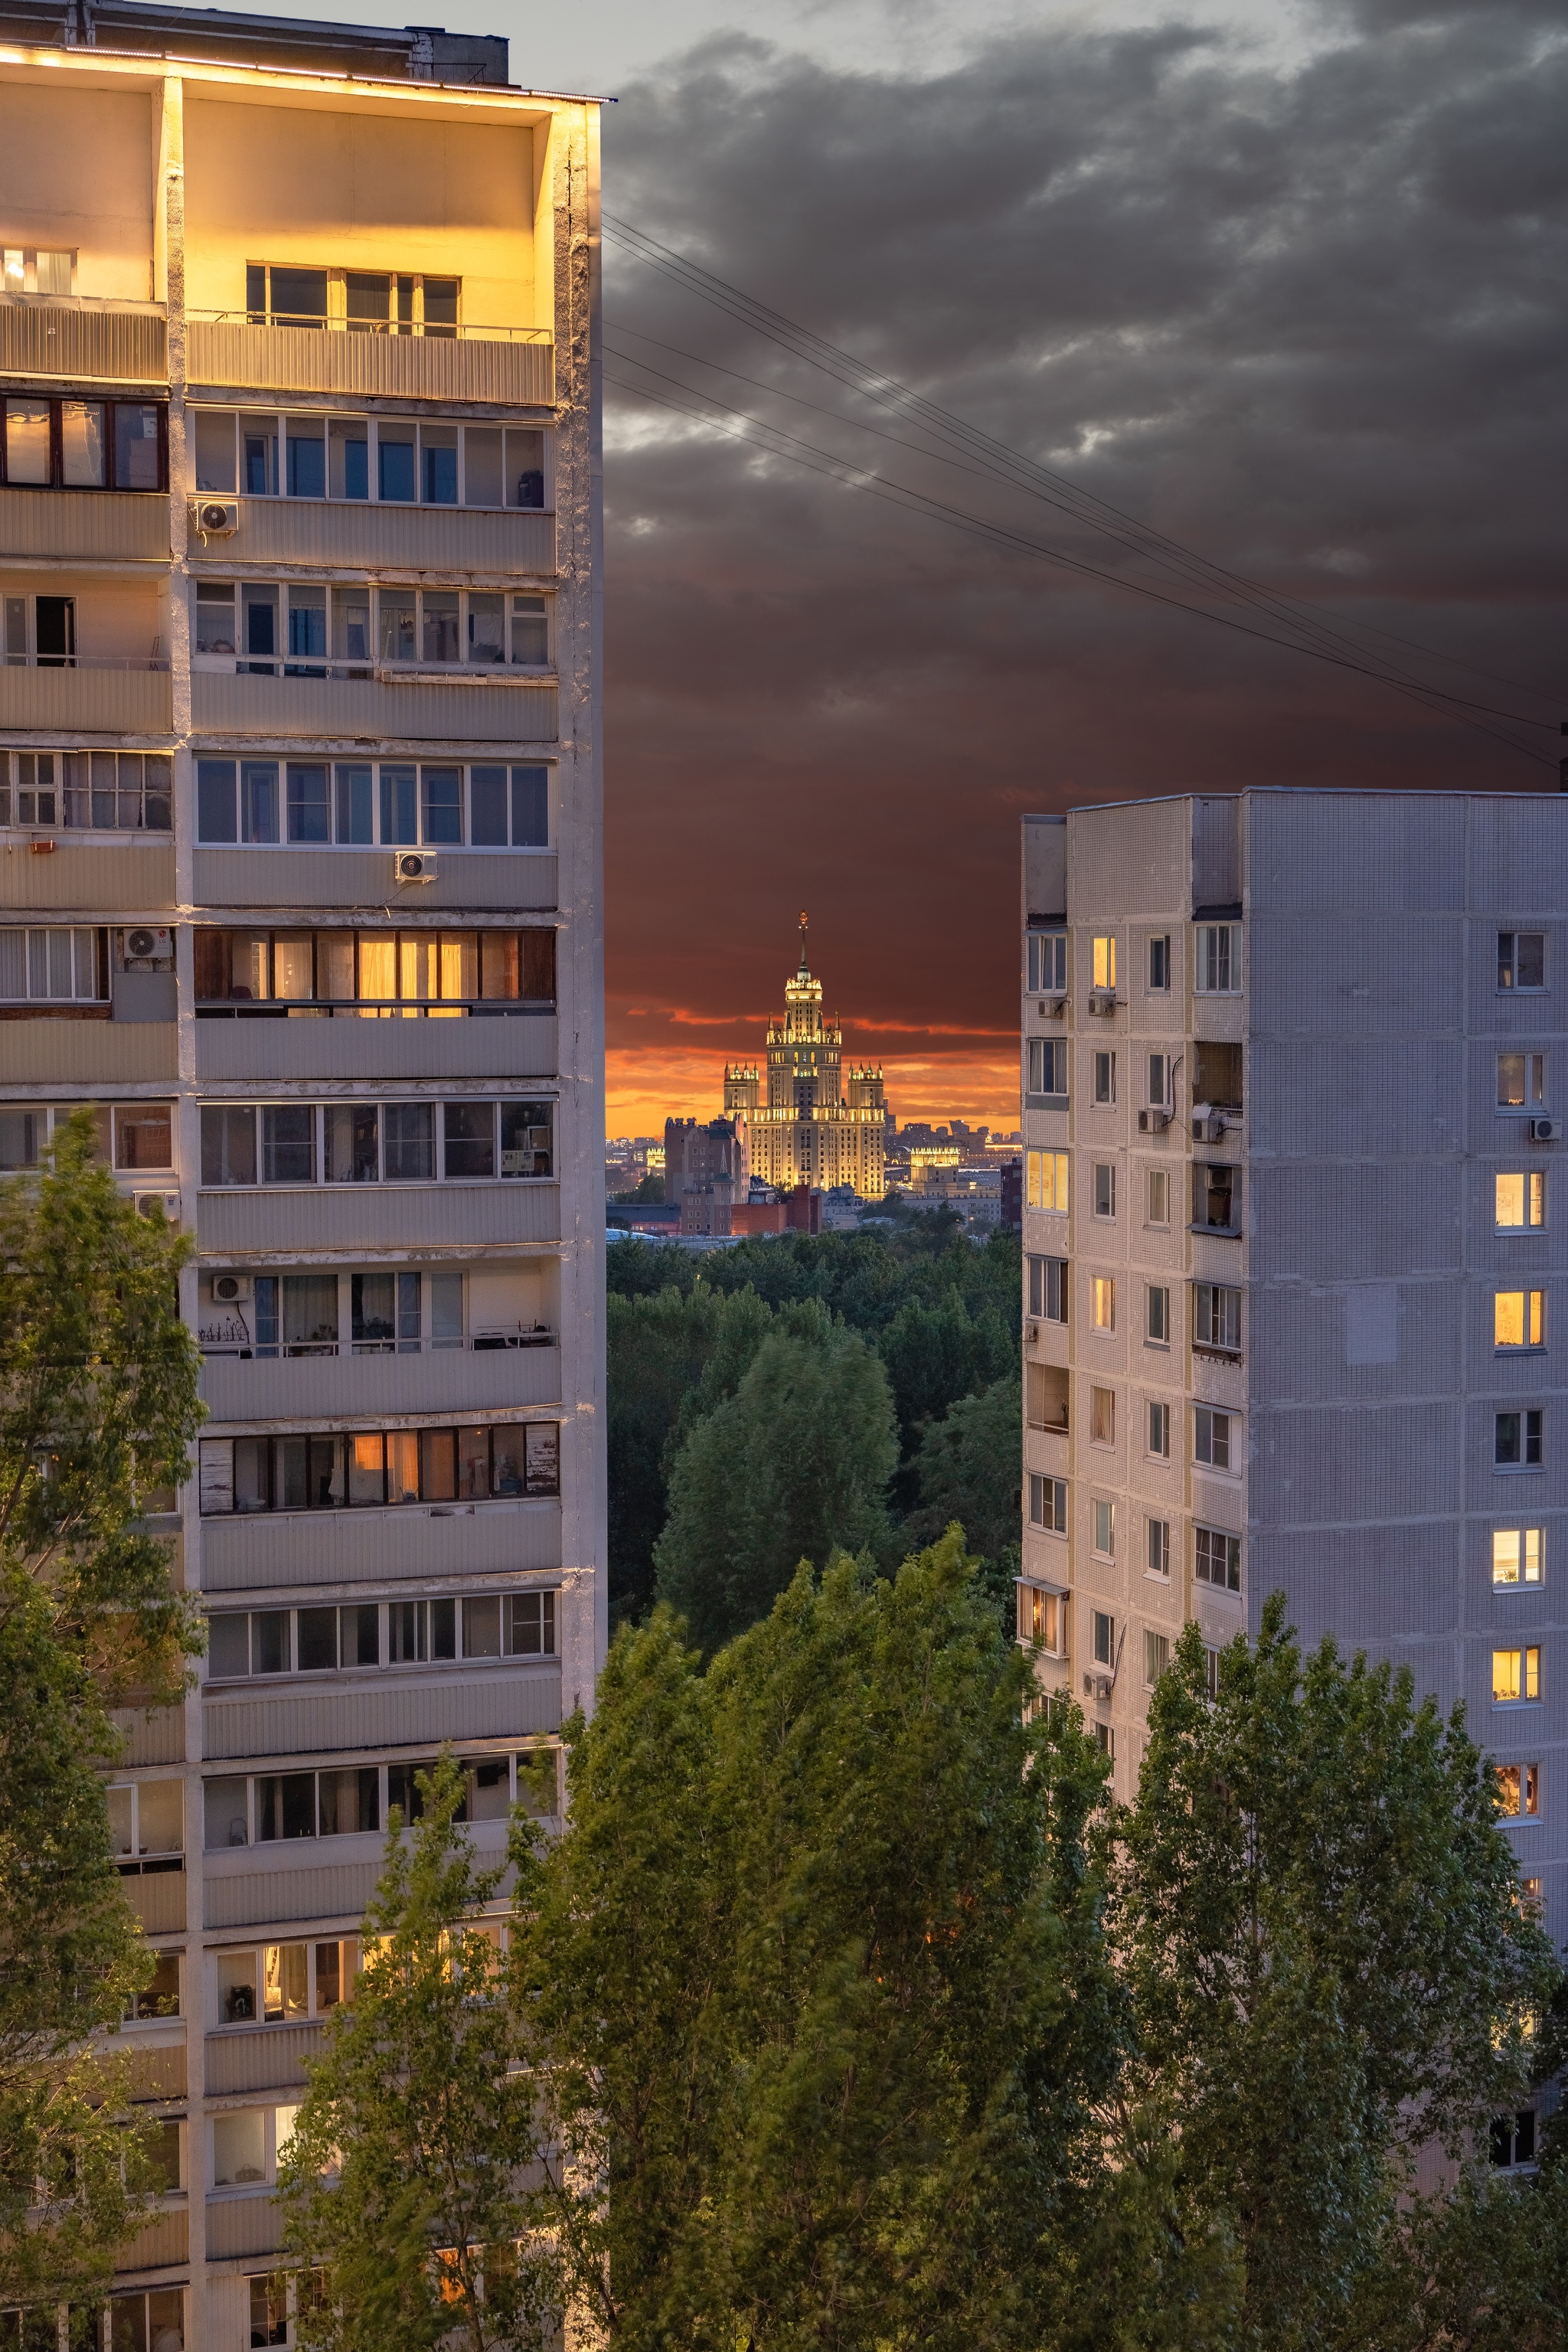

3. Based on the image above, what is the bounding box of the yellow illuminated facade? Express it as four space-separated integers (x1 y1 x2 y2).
724 919 886 1198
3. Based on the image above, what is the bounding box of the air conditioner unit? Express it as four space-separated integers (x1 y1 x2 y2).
1086 988 1117 1016
133 1191 181 1223
1082 1674 1114 1704
1193 1114 1227 1142
1138 1107 1171 1133
1039 993 1067 1018
188 497 239 540
211 1272 253 1305
1529 1118 1563 1142
1025 1321 1040 1344
394 851 438 884
124 926 173 961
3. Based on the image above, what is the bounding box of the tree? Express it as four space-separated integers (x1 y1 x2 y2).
527 1534 1119 2350
652 1304 899 1651
0 1113 204 2314
280 1756 558 2352
901 1374 1021 1609
1060 1603 1563 2352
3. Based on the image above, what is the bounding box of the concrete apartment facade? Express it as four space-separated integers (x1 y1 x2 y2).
0 5 604 2342
1019 792 1564 1958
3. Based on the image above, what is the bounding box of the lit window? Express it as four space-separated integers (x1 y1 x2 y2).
1495 1762 1540 1818
1493 1528 1543 1586
1090 1276 1116 1332
1496 1171 1546 1230
1495 1290 1545 1350
1093 1498 1115 1558
1497 1054 1546 1109
1492 1647 1540 1704
1016 1583 1067 1656
1092 936 1116 991
1027 1150 1070 1214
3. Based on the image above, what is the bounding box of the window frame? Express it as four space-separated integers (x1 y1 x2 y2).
1194 1524 1242 1592
0 394 167 492
1492 1527 1544 1588
1194 922 1242 995
1026 1253 1067 1325
1495 1171 1547 1230
1027 1472 1067 1535
1026 930 1067 995
1498 932 1546 994
198 1424 561 1517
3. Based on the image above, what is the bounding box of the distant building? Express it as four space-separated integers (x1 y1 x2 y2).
1001 1158 1023 1230
665 1113 748 1235
724 917 886 1199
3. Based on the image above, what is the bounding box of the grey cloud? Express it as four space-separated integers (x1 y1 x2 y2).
597 4 1566 1074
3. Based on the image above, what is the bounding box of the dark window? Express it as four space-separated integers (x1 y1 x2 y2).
201 1105 256 1184
1194 1162 1237 1230
286 762 330 844
378 433 416 502
257 1771 316 1840
1495 1410 1544 1467
1194 1526 1242 1591
251 1610 289 1674
421 766 462 844
1027 1254 1067 1322
1491 2109 1537 2167
384 1102 434 1181
270 266 328 324
296 1607 338 1672
444 1101 495 1178
1498 933 1546 992
1148 935 1170 990
512 764 548 847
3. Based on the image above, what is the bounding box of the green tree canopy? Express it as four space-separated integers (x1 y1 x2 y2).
902 1375 1021 1613
652 1306 899 1651
0 1113 204 2312
526 1534 1117 2351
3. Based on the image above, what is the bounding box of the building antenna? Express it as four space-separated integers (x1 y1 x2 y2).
799 909 809 973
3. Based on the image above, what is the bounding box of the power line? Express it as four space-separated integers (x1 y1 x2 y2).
603 214 1560 760
603 347 1553 767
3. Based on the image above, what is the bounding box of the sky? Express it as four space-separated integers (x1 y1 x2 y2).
239 0 1566 1135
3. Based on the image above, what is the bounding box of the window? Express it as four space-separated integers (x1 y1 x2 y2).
1195 1525 1241 1592
1147 1401 1171 1460
1146 1517 1170 1578
0 395 166 491
1092 1051 1115 1106
1194 1406 1235 1471
1194 923 1242 993
1027 1473 1067 1534
1498 933 1545 991
107 1779 184 1866
0 925 104 1001
1093 1722 1114 1759
249 2273 290 2349
217 1940 361 2025
1497 1054 1546 1109
1146 1168 1170 1227
1017 1583 1067 1655
1025 1361 1069 1432
1496 1172 1546 1230
1193 1162 1238 1232
194 585 552 679
2 751 171 835
1026 1037 1067 1097
1148 935 1170 991
1147 1052 1170 1106
1144 1629 1170 1687
1194 1283 1242 1354
1495 1763 1540 1818
1493 1648 1540 1704
197 1424 561 1514
244 263 465 338
1091 936 1116 991
1093 1498 1115 1558
204 1750 552 1853
1027 1255 1067 1323
1090 1276 1116 1332
1026 1150 1069 1214
1490 2112 1537 2171
2 244 74 295
213 2104 299 2190
126 1949 181 2022
1027 932 1067 994
1093 1163 1116 1219
199 1099 553 1187
199 757 552 851
1495 1290 1546 1351
194 926 554 1011
1193 1040 1243 1111
1091 1610 1115 1668
1495 1410 1544 1468
1493 1528 1544 1586
1146 1284 1170 1346
109 2290 185 2352
1089 1386 1115 1446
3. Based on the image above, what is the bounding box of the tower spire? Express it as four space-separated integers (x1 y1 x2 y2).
798 909 809 975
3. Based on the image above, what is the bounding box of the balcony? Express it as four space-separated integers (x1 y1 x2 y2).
0 662 172 736
192 845 557 913
207 2023 322 2098
196 1180 561 1255
200 1494 562 1594
200 1341 561 1425
0 487 169 565
0 299 167 387
0 1018 176 1086
190 667 556 745
0 838 175 913
195 1010 555 1086
203 1662 562 1762
209 497 555 578
188 318 553 407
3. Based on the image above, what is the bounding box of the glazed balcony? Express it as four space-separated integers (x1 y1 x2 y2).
188 316 553 407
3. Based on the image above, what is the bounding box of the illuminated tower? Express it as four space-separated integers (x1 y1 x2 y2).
737 915 885 1198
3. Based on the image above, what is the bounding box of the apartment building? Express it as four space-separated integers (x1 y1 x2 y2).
0 4 603 2343
1019 792 1565 1962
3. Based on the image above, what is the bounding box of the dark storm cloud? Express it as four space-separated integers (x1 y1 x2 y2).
598 2 1567 1118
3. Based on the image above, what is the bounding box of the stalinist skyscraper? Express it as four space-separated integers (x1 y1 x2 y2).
725 916 886 1199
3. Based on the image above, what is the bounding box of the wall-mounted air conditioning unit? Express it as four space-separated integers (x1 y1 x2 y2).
133 1191 181 1223
1192 1113 1227 1142
1530 1118 1562 1142
125 926 173 960
188 497 239 540
1086 988 1117 1016
1138 1108 1171 1133
1039 993 1067 1019
211 1272 253 1305
394 851 438 884
1082 1674 1113 1704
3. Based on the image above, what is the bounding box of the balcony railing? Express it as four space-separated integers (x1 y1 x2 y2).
201 1328 555 1360
0 299 167 386
191 309 550 342
0 664 172 733
187 317 554 407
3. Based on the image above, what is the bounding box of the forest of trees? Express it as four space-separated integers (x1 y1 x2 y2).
606 1210 1023 1643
